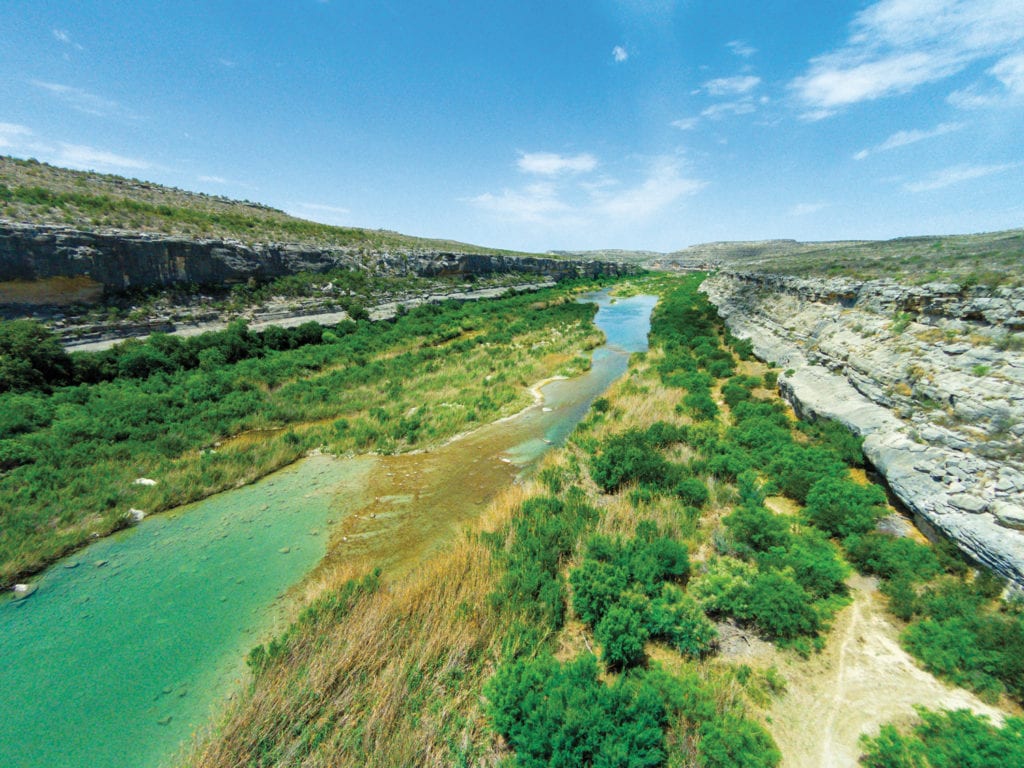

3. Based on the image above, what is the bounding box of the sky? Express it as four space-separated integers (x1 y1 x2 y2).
1 1 1022 253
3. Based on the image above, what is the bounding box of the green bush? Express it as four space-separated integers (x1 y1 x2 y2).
860 708 1024 768
844 533 941 583
485 653 669 768
804 477 886 538
590 429 674 493
697 712 781 768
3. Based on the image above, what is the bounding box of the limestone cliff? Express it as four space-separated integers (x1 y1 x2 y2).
0 220 633 306
703 271 1024 587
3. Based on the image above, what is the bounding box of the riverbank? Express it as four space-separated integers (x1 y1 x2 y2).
1 282 611 589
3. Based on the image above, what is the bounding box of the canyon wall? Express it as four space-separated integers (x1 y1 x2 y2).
703 271 1024 587
0 221 633 305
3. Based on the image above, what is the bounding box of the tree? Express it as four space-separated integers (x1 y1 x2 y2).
0 319 73 392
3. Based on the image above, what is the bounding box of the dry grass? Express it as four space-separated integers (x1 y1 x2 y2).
187 481 547 768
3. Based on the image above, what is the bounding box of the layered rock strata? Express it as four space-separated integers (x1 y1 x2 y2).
0 221 633 305
702 272 1024 587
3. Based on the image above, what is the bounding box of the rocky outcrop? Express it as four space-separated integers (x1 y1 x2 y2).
703 271 1024 588
0 221 634 305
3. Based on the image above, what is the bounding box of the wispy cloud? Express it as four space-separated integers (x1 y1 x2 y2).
198 175 228 184
0 122 150 172
727 40 757 58
293 202 352 216
949 52 1024 107
518 151 598 175
904 162 1020 192
700 100 757 119
469 182 573 224
670 117 699 130
854 121 965 160
703 75 761 96
791 0 1024 117
789 202 828 216
469 154 704 229
31 80 136 119
56 143 150 171
52 29 84 50
0 122 33 148
612 45 629 63
591 158 705 219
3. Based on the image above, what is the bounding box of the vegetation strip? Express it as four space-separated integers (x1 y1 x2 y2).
0 281 605 585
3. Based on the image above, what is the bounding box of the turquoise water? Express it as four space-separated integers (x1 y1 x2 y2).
0 456 374 768
0 290 655 768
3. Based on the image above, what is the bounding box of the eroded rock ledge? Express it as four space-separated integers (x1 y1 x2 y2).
0 220 634 305
702 271 1024 587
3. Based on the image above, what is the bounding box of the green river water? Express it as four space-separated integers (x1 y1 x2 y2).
0 290 656 768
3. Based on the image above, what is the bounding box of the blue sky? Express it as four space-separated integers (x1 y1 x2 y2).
1 1 1022 252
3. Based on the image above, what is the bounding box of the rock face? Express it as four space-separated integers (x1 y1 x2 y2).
703 271 1024 588
0 221 635 305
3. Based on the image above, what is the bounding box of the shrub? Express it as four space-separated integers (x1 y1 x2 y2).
697 713 781 768
675 477 710 508
804 476 886 537
596 598 651 669
860 708 1024 768
844 533 941 583
590 430 673 493
485 653 669 768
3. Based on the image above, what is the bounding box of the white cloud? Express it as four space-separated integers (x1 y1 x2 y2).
703 75 761 96
198 175 228 184
949 51 1024 107
791 0 1024 114
31 80 135 119
727 40 757 58
517 151 598 175
469 182 572 224
854 121 965 159
293 202 351 216
904 162 1020 192
468 155 704 228
671 117 699 130
613 45 629 63
593 158 705 219
991 52 1024 93
52 29 83 50
56 143 150 172
789 202 828 216
701 100 756 119
0 123 33 148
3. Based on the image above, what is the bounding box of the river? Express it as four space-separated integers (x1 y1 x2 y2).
0 289 656 768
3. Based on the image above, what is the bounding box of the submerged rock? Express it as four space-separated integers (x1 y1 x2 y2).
12 583 37 600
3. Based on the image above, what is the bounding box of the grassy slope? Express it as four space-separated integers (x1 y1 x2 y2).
0 155 537 255
674 231 1024 287
559 229 1024 287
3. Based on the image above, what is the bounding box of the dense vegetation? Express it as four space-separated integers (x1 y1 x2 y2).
860 707 1024 767
0 283 604 584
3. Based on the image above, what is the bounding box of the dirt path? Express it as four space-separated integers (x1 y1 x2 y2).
762 573 1009 768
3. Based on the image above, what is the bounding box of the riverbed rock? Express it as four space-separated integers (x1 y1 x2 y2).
12 583 37 599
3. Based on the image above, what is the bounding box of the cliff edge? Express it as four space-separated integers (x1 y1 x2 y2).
703 271 1024 587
